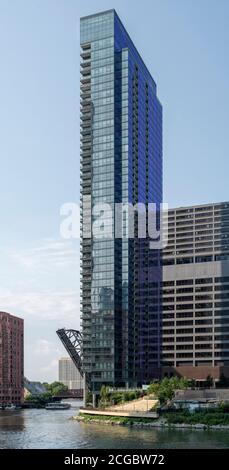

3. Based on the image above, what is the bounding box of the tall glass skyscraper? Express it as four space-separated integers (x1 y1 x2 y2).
80 10 162 391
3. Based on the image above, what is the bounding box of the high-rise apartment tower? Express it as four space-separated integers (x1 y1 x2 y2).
0 312 24 406
80 10 162 391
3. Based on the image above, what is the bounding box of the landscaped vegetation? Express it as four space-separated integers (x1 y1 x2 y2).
78 413 156 425
98 385 143 408
96 377 190 408
146 377 189 404
78 406 229 427
165 407 229 426
82 377 229 428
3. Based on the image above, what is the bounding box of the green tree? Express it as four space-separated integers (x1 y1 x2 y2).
218 373 229 388
206 375 213 388
46 381 68 396
179 377 189 389
39 391 53 403
86 391 93 406
147 382 160 396
147 377 189 405
42 382 50 390
25 391 52 405
100 385 110 406
111 392 123 405
189 378 196 388
157 378 174 403
24 394 39 403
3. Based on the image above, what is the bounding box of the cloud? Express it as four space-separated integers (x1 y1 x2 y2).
34 339 61 357
0 237 81 323
0 238 81 381
9 238 79 271
26 339 63 382
0 287 80 322
40 359 59 374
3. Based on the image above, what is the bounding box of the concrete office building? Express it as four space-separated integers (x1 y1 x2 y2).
162 202 229 383
80 10 162 391
0 312 24 406
59 357 83 390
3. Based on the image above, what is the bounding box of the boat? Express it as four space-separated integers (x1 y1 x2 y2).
45 402 71 410
4 404 16 411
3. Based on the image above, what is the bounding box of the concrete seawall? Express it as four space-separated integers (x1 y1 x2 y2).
78 408 158 419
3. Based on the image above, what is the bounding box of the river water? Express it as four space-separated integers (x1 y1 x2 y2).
0 401 228 449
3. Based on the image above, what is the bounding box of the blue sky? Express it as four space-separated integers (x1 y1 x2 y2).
0 0 229 381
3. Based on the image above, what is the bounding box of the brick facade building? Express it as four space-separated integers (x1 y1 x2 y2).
0 312 24 406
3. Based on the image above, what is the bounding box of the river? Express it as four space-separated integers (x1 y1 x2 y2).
0 401 228 449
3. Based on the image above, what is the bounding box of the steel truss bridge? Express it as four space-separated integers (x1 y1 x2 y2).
56 328 90 389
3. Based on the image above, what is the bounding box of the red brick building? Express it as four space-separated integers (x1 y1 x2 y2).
0 312 24 406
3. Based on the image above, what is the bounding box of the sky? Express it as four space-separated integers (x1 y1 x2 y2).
0 0 229 381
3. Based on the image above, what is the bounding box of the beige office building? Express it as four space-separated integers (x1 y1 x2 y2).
162 201 229 383
59 357 83 390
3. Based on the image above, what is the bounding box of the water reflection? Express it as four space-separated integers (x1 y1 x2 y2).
0 405 228 449
0 410 25 431
78 422 229 449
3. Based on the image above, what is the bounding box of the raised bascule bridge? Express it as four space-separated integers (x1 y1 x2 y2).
56 328 90 401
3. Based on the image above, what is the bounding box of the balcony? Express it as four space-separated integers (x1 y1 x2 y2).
81 43 91 51
80 51 91 59
80 77 91 85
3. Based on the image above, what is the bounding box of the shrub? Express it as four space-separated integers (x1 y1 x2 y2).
99 385 111 406
218 401 229 413
124 391 137 401
86 391 92 406
112 393 124 405
165 408 229 426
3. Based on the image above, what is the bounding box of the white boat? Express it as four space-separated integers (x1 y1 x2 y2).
4 404 16 411
45 402 71 410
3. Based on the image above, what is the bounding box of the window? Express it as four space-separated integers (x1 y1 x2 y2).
215 254 229 261
215 277 229 283
195 256 213 263
195 278 213 284
176 279 193 286
177 257 193 264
